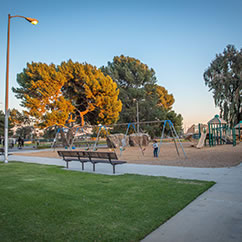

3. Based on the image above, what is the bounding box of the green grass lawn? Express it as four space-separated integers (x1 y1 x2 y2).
0 162 214 241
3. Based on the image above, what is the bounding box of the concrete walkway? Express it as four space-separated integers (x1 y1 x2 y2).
142 163 242 242
1 153 242 242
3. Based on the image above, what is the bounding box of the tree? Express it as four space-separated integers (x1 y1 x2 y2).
9 109 40 141
101 55 156 88
13 61 122 147
154 85 174 110
101 55 182 135
166 111 183 134
204 45 242 126
13 62 74 128
0 111 5 138
0 110 13 139
144 84 175 111
13 62 77 147
58 60 122 125
15 126 34 139
9 109 31 127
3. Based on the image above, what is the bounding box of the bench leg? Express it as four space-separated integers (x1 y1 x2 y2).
93 163 95 172
66 161 69 169
113 165 115 174
81 162 84 170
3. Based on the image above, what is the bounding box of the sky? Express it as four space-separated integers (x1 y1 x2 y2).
0 0 241 130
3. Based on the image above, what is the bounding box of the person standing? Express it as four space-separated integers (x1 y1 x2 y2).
21 138 24 148
153 140 158 157
17 137 22 149
11 139 14 148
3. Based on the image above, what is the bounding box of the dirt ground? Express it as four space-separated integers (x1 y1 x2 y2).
14 142 242 168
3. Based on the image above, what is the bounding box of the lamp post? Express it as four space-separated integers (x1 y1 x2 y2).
4 14 38 164
136 100 139 133
133 99 145 133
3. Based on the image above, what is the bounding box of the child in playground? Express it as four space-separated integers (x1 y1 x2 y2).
153 140 158 157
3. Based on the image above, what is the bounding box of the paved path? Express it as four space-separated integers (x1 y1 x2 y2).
142 163 242 242
1 153 242 242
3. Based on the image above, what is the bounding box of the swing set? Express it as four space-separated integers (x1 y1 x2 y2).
93 125 110 151
120 122 146 156
51 116 187 159
158 120 187 158
92 123 145 155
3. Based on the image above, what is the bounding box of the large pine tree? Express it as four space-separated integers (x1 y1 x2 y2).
101 55 181 136
13 61 122 146
58 60 122 125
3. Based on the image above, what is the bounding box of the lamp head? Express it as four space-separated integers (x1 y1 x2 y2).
25 17 38 25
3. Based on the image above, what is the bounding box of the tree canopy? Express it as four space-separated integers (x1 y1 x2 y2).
204 45 242 126
0 110 13 137
101 55 181 135
0 111 5 137
101 55 156 88
9 109 31 127
13 62 75 128
59 60 122 125
13 61 122 128
146 84 174 110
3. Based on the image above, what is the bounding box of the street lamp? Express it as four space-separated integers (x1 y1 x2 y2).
4 14 38 163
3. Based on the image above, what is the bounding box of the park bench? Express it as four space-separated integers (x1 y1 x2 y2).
0 148 4 155
57 150 126 174
0 148 12 156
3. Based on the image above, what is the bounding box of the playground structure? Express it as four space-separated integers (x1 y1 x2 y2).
50 119 187 159
185 115 236 148
207 115 233 146
158 120 187 158
184 124 208 149
197 125 209 149
52 126 95 150
233 121 242 146
91 123 148 156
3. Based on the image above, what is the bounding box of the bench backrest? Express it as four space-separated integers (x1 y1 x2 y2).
57 150 118 160
57 150 89 159
87 151 118 160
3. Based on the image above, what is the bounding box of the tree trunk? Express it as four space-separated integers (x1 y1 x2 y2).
59 127 76 148
59 129 69 147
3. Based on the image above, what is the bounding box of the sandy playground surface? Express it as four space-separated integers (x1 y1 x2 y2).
14 142 242 168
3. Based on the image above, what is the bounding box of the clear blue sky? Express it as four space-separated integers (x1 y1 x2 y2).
0 0 241 129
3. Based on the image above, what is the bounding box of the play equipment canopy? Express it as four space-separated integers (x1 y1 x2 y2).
207 115 227 125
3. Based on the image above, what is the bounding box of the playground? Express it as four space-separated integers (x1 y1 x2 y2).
14 141 242 168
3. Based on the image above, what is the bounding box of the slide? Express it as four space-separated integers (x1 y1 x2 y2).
185 125 195 136
196 132 207 149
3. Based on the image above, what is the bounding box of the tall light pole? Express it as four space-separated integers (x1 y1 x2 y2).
4 14 38 164
133 99 145 133
136 100 139 133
